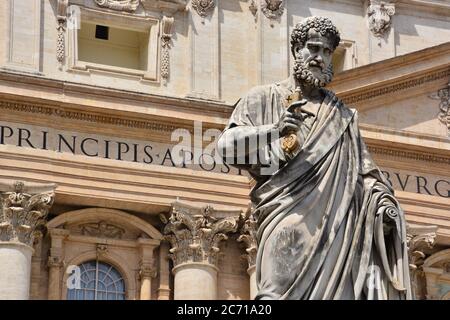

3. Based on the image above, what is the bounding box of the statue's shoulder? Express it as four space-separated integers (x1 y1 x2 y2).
244 84 274 99
322 88 357 116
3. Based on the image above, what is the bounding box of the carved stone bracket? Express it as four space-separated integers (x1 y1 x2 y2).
367 0 395 38
237 206 257 269
406 224 438 299
261 0 284 20
0 181 56 247
191 0 215 18
161 16 175 81
429 82 450 136
163 201 239 267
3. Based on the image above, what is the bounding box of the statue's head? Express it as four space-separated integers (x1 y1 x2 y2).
290 16 341 88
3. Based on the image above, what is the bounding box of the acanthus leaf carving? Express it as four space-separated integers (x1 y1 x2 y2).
237 205 257 268
367 0 395 38
406 224 438 299
163 202 239 267
0 181 56 247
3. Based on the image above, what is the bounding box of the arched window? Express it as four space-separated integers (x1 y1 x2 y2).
67 260 126 300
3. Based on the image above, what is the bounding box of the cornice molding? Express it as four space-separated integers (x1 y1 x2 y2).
338 67 450 105
368 145 450 164
0 99 185 134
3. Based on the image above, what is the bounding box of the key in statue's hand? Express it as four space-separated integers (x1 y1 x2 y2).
275 102 305 137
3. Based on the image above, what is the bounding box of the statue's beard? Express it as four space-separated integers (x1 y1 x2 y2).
293 56 333 88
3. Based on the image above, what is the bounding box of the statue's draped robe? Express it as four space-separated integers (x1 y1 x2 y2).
219 81 411 300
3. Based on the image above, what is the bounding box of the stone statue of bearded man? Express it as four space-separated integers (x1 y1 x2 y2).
218 16 412 300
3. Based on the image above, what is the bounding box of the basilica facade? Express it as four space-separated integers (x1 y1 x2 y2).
0 0 448 300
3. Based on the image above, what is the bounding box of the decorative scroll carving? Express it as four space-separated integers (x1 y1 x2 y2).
161 16 175 81
163 201 239 267
56 0 68 64
191 0 215 18
94 0 140 12
261 0 284 19
80 221 125 239
0 181 56 247
429 82 450 136
237 207 257 268
407 224 438 299
367 1 395 38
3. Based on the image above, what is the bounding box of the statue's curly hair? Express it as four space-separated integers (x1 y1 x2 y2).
290 16 341 56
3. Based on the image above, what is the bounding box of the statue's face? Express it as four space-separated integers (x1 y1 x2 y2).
292 29 335 88
295 30 333 78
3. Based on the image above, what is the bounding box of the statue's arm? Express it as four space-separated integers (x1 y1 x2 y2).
217 124 279 165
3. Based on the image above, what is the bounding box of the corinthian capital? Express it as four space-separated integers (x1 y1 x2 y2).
237 207 257 268
407 224 438 271
163 201 239 267
0 181 56 247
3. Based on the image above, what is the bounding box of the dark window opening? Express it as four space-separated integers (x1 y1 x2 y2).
95 25 109 40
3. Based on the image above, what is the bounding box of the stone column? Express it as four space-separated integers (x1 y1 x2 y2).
0 180 56 300
407 224 438 300
47 228 70 300
237 209 258 300
163 201 238 300
138 238 158 300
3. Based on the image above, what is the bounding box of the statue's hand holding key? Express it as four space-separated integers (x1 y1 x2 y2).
276 99 313 155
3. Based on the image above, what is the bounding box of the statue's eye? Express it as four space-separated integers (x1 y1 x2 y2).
308 44 319 52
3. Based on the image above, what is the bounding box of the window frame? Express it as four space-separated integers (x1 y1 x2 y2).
68 7 160 82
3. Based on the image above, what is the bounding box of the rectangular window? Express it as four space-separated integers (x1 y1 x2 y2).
77 22 149 72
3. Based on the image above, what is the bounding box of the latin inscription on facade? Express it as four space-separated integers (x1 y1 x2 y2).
0 121 448 198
